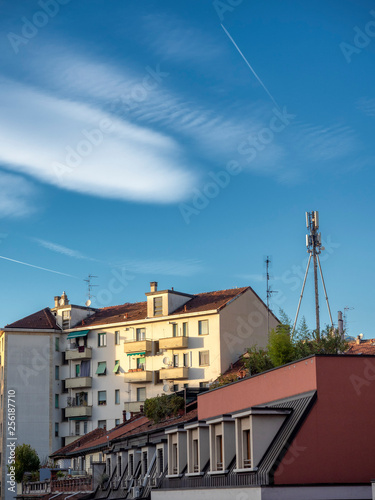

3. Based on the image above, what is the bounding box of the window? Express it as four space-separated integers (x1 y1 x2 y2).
199 381 210 388
173 384 179 392
136 328 146 341
142 451 148 475
117 455 122 476
243 429 251 468
199 351 209 366
55 337 59 351
115 331 120 345
62 310 70 329
96 361 106 375
98 333 107 347
55 366 59 380
98 391 107 406
75 421 80 436
55 423 59 437
216 435 223 471
55 394 59 409
173 354 179 367
198 320 209 335
115 389 120 404
137 357 145 370
113 360 120 374
157 448 164 475
98 420 106 429
183 383 189 389
115 419 120 426
129 454 134 476
153 296 163 316
182 322 188 337
193 439 199 472
183 353 189 367
172 443 178 474
83 421 88 434
172 323 178 337
137 387 146 401
75 364 80 377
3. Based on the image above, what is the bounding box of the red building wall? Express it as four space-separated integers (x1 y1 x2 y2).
198 357 318 420
274 355 375 484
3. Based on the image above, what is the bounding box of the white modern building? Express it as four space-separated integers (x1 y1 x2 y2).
0 282 278 499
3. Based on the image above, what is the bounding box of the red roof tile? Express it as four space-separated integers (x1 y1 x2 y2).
5 308 60 330
76 287 250 328
346 339 375 355
51 427 107 457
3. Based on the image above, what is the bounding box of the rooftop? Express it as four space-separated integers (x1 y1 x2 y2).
4 308 61 330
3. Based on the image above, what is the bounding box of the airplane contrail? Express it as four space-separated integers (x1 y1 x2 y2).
0 254 78 278
221 24 280 109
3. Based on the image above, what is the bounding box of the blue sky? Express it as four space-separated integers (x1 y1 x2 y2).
0 0 374 337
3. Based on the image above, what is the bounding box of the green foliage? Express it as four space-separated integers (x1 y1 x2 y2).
209 372 238 390
143 394 185 424
243 345 273 375
267 325 295 367
12 444 40 483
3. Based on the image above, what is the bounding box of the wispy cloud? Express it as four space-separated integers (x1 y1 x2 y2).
0 171 37 218
33 238 91 260
356 97 375 117
0 254 77 278
118 258 203 277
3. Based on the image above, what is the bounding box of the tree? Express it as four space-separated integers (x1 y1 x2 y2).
143 394 184 424
267 325 295 367
13 444 40 483
242 345 273 375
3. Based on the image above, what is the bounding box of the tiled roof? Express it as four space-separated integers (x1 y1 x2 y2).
5 308 60 330
56 410 198 457
51 427 107 457
76 287 250 328
346 339 375 355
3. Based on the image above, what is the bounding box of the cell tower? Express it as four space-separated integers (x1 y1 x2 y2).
292 211 333 339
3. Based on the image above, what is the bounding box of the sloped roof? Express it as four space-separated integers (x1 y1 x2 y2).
346 338 375 355
5 308 60 330
51 427 107 458
76 287 250 328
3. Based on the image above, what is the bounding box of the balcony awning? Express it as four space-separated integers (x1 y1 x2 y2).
127 352 145 357
67 330 89 340
113 361 120 373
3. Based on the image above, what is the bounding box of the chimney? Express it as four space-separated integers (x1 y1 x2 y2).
60 291 69 306
356 335 361 345
150 281 158 293
54 296 60 307
338 311 344 338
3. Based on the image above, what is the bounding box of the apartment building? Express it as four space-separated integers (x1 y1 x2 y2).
0 282 277 500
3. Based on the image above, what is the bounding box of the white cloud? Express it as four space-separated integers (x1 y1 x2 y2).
356 97 375 117
33 238 90 260
118 258 203 277
0 171 37 218
0 78 198 204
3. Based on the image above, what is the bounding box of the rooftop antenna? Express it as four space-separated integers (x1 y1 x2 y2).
84 274 98 311
265 256 278 334
292 211 333 339
343 306 354 335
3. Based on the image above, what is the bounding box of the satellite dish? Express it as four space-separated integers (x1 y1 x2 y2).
321 246 325 251
163 384 170 392
85 299 91 307
359 333 364 339
162 357 170 365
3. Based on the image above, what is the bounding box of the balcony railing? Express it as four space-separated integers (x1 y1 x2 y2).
159 336 188 350
159 367 189 380
124 370 153 383
124 401 145 413
124 339 153 354
65 405 92 418
22 481 51 495
51 477 93 492
65 376 92 389
243 458 252 468
65 347 92 360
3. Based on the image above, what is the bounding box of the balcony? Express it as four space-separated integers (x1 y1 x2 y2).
123 369 153 383
159 367 189 380
124 401 145 413
124 339 153 354
159 336 188 350
65 347 92 360
65 377 92 389
65 405 92 418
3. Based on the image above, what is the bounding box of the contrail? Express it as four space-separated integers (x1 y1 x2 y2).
221 24 280 109
0 254 78 278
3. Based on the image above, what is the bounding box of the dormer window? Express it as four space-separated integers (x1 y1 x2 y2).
153 297 163 316
62 310 70 329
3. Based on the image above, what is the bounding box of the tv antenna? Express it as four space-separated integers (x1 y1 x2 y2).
292 211 333 339
265 256 277 334
84 274 98 310
343 306 354 335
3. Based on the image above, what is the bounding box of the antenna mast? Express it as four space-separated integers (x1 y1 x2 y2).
292 211 333 339
265 256 277 334
343 306 354 335
84 274 98 311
